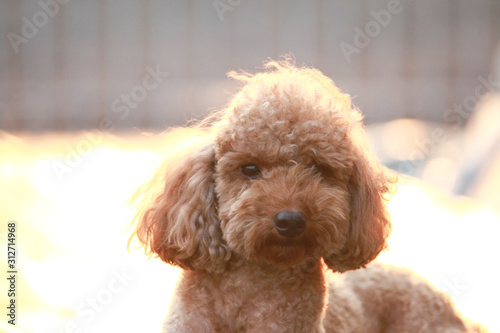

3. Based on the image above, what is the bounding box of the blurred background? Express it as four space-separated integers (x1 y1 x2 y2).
1 1 500 332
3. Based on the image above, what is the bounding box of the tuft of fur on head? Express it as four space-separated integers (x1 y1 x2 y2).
130 58 395 273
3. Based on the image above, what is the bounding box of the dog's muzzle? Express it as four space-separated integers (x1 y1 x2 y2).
273 211 306 238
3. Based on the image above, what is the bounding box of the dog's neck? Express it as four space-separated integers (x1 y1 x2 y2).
166 256 328 332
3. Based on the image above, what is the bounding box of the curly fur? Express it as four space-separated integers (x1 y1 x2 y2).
130 60 485 332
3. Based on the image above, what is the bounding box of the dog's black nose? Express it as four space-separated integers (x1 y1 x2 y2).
273 211 306 238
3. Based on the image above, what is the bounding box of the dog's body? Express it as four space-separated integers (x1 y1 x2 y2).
325 263 482 333
161 260 480 333
162 255 326 332
131 61 485 332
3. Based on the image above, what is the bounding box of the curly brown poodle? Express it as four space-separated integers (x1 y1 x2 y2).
130 61 485 332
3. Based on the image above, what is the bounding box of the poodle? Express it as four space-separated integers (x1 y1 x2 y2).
130 61 485 332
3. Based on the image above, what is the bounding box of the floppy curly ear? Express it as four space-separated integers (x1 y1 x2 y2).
132 143 230 272
324 149 393 273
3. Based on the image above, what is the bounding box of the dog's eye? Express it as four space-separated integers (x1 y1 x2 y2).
311 164 329 176
241 164 261 179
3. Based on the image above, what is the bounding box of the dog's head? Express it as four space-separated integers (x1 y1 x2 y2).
131 61 394 273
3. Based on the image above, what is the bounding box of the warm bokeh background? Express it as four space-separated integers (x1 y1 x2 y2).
1 1 500 332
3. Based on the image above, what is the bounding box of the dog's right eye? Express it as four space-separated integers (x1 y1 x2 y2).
311 164 331 177
241 164 261 179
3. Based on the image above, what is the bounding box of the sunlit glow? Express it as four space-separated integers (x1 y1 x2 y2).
0 163 18 178
380 177 500 332
1 131 499 333
470 151 500 213
421 157 458 191
381 119 430 161
463 94 500 215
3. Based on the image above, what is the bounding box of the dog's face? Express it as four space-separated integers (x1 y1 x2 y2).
214 91 356 268
132 63 393 273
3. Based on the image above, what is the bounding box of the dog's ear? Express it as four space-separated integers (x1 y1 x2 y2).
132 142 230 272
324 149 393 272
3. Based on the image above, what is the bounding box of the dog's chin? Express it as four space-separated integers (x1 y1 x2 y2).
256 237 311 269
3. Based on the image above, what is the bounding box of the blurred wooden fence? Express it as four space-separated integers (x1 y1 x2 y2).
0 0 499 131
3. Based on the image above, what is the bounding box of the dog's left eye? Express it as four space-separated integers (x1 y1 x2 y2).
311 164 329 176
311 164 321 173
241 164 261 179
